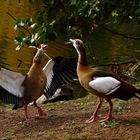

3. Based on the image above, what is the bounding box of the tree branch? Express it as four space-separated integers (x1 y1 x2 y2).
97 60 136 67
7 12 32 36
92 22 140 40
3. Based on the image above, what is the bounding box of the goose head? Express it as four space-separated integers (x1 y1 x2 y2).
40 44 48 51
69 39 85 57
69 39 83 49
33 44 48 63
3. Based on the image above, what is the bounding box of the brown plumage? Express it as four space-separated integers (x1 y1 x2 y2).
0 44 78 120
13 44 48 119
22 45 47 118
69 39 140 123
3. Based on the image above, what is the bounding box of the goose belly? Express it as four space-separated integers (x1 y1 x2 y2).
23 68 47 103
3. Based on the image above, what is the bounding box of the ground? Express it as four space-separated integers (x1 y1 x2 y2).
0 94 140 140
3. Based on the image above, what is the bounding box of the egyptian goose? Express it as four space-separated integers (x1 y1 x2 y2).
0 45 78 119
68 38 140 123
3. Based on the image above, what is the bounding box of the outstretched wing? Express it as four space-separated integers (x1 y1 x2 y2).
43 56 78 97
0 68 25 104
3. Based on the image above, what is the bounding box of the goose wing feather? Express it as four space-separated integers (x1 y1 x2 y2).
43 56 78 97
0 68 25 104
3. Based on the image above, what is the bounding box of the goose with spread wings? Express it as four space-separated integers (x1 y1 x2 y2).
0 44 78 119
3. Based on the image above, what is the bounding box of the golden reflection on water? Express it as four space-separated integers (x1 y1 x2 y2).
0 0 74 74
0 0 140 75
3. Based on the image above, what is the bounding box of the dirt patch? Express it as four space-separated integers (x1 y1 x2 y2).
0 94 140 140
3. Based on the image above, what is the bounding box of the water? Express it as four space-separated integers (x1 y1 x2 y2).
0 1 73 74
0 1 140 75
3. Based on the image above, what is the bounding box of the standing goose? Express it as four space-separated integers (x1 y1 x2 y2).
68 38 140 123
0 44 48 119
0 44 78 119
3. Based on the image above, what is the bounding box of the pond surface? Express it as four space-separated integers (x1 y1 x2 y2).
0 0 74 74
0 1 140 75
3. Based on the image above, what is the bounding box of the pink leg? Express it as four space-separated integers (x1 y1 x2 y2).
24 105 30 120
85 98 103 123
99 100 113 122
34 102 47 116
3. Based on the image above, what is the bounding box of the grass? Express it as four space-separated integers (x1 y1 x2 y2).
112 100 124 113
133 82 140 88
99 120 120 128
79 103 88 110
0 101 13 108
0 93 140 140
0 101 5 106
126 119 138 125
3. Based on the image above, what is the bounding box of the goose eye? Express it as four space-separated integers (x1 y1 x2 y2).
76 41 80 46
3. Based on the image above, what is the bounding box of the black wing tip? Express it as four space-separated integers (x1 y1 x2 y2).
52 56 64 64
46 56 78 97
12 104 23 110
53 56 78 64
0 86 24 105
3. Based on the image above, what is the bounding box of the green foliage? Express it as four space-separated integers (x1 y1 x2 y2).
14 17 56 50
126 119 137 125
112 101 123 113
100 120 119 128
14 0 140 49
134 82 140 88
79 102 87 109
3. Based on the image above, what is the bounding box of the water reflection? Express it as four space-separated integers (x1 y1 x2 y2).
0 1 140 76
0 1 74 74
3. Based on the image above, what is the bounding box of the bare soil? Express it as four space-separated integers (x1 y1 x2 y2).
0 94 140 140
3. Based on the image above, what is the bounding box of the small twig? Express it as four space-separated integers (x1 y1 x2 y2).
92 22 140 40
7 12 51 60
97 60 136 67
127 60 140 75
7 12 32 36
29 46 51 59
17 59 23 68
44 53 51 59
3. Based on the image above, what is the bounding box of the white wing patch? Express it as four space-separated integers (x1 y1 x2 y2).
35 94 47 104
48 88 61 100
89 77 121 95
43 59 54 90
0 68 25 97
36 88 61 104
